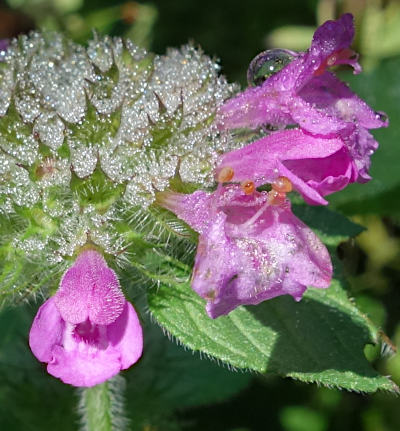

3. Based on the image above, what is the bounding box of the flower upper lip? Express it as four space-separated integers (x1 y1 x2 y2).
216 128 357 205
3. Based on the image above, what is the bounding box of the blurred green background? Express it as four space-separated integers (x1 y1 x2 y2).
1 0 400 430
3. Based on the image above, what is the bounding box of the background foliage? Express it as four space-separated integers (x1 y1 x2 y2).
1 0 400 430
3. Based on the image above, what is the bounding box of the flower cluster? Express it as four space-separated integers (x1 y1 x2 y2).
158 14 387 317
217 13 387 186
0 31 234 387
4 14 386 387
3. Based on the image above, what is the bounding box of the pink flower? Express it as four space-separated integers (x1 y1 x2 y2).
0 39 9 61
217 14 387 183
217 128 357 205
158 185 332 318
29 250 143 387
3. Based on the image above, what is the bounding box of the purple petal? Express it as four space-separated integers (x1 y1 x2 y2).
218 129 344 181
55 250 125 325
218 69 386 135
107 302 143 369
218 73 386 186
157 190 214 234
217 13 386 167
276 162 329 206
47 344 121 387
29 297 64 363
344 127 379 182
296 72 387 132
0 39 9 51
217 84 292 131
311 13 354 56
282 147 356 203
218 129 356 204
184 188 332 318
298 13 357 83
191 212 238 303
0 39 9 62
47 302 142 386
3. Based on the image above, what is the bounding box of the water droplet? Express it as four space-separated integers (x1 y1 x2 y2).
90 75 123 114
247 49 295 86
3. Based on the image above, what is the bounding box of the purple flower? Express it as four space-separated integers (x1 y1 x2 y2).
0 39 9 62
217 14 387 183
158 186 332 318
217 128 357 205
29 250 143 387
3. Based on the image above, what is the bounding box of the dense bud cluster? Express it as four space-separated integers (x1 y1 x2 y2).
0 32 236 270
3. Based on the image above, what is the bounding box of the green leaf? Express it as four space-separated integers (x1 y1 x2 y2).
147 205 398 393
148 279 397 392
125 318 251 430
328 56 400 215
291 203 364 246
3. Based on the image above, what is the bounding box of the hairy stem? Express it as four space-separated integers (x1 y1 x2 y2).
78 375 129 431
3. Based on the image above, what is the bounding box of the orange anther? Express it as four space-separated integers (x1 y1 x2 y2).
241 180 255 195
268 189 286 206
217 166 234 183
272 176 292 193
